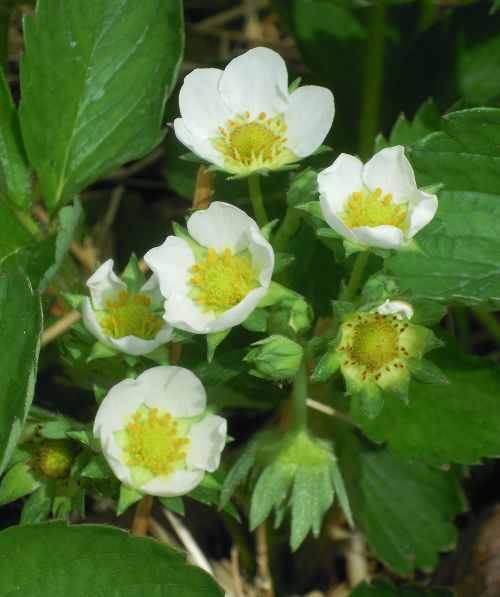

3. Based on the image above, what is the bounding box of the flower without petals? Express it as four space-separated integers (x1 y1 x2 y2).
318 145 438 251
145 201 274 334
82 258 172 356
94 366 227 497
174 47 335 175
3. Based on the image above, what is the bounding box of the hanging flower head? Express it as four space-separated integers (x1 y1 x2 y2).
318 146 438 251
145 202 274 334
94 366 227 497
174 47 334 175
82 258 172 356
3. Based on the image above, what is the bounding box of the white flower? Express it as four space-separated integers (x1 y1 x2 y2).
94 366 227 497
318 146 438 250
82 259 172 356
144 202 274 334
374 299 414 320
174 47 334 175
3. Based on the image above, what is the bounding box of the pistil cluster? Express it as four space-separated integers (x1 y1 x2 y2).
99 291 163 340
341 187 408 230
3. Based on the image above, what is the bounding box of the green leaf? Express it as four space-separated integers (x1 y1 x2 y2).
20 0 184 212
20 484 54 524
117 484 143 516
386 108 500 309
0 521 224 595
348 443 464 575
374 99 441 152
39 198 83 293
0 462 39 506
351 343 500 465
0 268 42 475
0 68 30 210
0 201 35 260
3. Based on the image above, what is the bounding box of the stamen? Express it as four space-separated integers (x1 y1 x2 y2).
341 188 408 230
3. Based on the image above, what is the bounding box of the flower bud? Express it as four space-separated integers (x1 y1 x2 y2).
245 335 304 381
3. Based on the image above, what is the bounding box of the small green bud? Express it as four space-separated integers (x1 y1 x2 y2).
288 299 313 334
33 439 75 480
245 335 304 381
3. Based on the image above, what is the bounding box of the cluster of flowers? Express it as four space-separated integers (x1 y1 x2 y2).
81 47 439 499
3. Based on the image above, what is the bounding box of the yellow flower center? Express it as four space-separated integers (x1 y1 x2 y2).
341 187 408 229
99 290 163 340
35 439 75 480
212 111 293 173
189 247 257 314
351 316 399 371
123 407 190 476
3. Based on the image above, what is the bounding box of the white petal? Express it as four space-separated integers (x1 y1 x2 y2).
206 287 268 333
174 118 225 168
82 298 109 345
284 85 334 157
375 299 414 320
100 436 134 488
105 327 172 356
178 68 234 139
219 47 289 117
408 192 438 238
318 209 356 243
163 293 217 334
186 415 227 472
139 273 163 304
140 470 204 497
318 153 364 213
187 201 260 253
145 236 195 301
362 146 417 201
86 259 126 309
248 228 274 287
93 377 144 440
351 225 405 249
138 366 207 418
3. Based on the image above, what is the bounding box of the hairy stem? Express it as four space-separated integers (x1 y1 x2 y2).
341 251 370 301
358 4 386 160
291 358 308 433
248 174 268 228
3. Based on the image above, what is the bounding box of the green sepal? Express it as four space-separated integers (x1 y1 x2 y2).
20 483 54 524
258 281 301 308
187 475 240 521
250 462 294 531
0 462 39 506
331 462 353 527
171 222 205 261
39 419 74 440
80 455 111 480
317 226 341 240
288 299 313 334
343 239 367 257
296 201 324 219
220 439 259 507
86 341 118 363
311 349 341 382
207 329 230 363
121 253 146 295
274 252 295 274
369 247 392 259
288 76 302 94
93 385 107 405
170 328 194 344
180 152 207 165
260 218 279 241
66 429 99 450
117 484 143 516
62 292 84 311
420 182 443 195
406 357 449 385
144 345 170 366
242 308 267 332
397 238 425 255
244 335 303 381
359 380 384 419
160 496 185 516
310 144 332 156
52 495 72 518
333 300 356 323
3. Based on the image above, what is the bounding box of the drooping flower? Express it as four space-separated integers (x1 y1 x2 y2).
93 366 227 497
145 202 274 334
313 300 445 418
318 146 438 251
82 259 172 356
174 47 334 175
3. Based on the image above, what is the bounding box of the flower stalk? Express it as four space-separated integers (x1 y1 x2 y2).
248 174 268 228
341 251 370 301
291 357 308 433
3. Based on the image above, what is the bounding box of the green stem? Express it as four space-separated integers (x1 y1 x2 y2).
248 174 268 228
291 358 308 433
358 4 386 160
474 309 500 345
272 207 301 252
341 251 369 301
